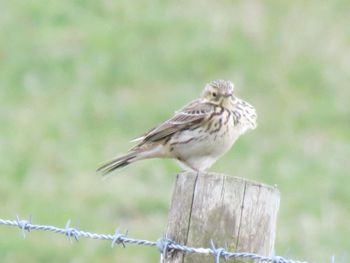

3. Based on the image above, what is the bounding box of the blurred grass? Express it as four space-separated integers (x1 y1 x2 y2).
1 0 350 262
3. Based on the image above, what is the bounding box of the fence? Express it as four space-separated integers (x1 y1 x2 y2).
0 216 308 263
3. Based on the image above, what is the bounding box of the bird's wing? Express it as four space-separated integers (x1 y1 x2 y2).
133 99 214 144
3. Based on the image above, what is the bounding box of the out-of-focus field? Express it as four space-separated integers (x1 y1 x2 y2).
1 0 349 262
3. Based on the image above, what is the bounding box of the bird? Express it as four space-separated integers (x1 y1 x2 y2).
97 80 257 175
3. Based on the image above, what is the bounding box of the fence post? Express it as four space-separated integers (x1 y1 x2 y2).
163 172 280 263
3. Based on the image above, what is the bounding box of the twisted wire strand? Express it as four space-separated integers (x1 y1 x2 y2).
0 217 308 263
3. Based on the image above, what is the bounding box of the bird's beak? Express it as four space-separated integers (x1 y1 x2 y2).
224 92 233 97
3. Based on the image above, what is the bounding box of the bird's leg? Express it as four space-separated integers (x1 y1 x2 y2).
177 158 200 173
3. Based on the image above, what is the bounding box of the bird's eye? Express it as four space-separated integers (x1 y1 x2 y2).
212 92 217 97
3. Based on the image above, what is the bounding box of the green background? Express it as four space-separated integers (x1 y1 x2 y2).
1 0 349 262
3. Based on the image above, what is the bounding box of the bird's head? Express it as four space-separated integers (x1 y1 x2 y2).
201 80 234 106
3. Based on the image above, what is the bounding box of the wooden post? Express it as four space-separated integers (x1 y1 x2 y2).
163 172 280 263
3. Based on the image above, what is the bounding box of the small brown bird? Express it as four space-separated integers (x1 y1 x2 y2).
97 80 257 174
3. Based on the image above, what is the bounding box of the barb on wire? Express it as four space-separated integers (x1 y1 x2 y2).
0 216 310 263
65 220 79 243
16 215 31 238
111 229 128 248
156 236 173 259
210 240 227 263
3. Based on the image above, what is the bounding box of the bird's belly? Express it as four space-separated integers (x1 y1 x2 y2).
170 121 239 160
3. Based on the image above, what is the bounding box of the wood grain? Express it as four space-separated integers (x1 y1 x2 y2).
163 172 280 263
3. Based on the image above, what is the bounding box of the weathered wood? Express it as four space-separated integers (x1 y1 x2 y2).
163 172 280 263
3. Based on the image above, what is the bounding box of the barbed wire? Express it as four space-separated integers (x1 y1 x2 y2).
0 216 308 263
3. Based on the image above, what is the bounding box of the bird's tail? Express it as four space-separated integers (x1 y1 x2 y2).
97 152 139 175
97 143 164 176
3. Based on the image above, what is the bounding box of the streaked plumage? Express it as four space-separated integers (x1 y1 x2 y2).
97 80 257 174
